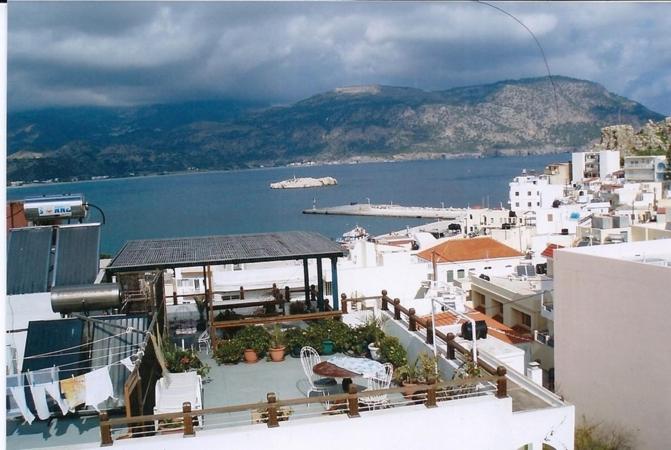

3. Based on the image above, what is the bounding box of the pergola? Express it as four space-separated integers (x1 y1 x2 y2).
106 230 345 312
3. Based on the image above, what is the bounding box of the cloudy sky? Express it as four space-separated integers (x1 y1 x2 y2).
8 1 671 114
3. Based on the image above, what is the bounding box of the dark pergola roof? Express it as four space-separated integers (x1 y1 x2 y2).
107 231 344 272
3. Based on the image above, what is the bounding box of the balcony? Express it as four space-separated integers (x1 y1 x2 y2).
534 330 554 348
6 293 571 450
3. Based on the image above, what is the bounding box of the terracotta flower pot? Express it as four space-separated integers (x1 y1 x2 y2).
244 348 259 363
269 346 286 362
401 382 426 403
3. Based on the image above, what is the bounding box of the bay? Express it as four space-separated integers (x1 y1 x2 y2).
7 153 569 254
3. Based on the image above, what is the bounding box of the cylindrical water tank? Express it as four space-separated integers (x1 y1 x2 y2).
23 194 87 221
51 284 120 313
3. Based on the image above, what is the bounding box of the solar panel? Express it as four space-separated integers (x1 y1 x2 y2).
53 224 101 287
108 231 344 271
7 227 53 295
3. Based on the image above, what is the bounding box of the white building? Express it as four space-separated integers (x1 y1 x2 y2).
509 174 565 216
571 150 620 183
624 155 667 182
554 239 671 450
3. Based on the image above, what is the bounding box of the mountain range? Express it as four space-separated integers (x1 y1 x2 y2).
7 76 665 182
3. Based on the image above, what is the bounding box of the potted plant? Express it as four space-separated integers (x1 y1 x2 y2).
378 335 407 368
359 315 386 360
162 338 211 378
236 326 271 363
269 324 286 362
213 338 244 365
394 352 439 401
283 327 306 358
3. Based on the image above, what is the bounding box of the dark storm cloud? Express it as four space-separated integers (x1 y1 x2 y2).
8 2 671 114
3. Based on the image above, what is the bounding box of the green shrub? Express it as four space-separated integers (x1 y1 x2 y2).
236 326 271 356
305 320 356 353
162 338 210 378
378 335 407 368
283 327 307 350
213 339 244 364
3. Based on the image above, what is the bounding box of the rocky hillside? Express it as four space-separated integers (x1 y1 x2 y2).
7 76 664 182
592 117 671 157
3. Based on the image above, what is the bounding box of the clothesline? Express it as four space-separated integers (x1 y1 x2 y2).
20 330 131 361
8 342 145 363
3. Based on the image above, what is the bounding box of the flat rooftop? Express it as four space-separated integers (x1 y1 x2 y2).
107 231 344 272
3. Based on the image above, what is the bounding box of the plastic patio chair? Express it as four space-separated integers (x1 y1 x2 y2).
300 346 336 406
197 330 211 355
359 363 393 410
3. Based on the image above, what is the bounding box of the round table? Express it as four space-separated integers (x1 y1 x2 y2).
313 361 360 392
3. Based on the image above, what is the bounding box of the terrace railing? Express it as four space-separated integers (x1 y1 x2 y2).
99 374 506 445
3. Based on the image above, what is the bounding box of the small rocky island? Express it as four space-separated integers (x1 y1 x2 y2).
270 176 338 189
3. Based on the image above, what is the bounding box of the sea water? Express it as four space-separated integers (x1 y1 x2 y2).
7 153 569 254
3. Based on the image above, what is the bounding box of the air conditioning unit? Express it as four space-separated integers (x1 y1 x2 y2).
461 320 488 340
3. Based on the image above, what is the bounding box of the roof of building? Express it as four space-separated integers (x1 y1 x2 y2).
541 244 564 258
416 236 523 263
427 310 532 345
107 231 344 272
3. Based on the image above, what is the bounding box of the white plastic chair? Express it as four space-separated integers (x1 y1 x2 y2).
300 346 335 406
197 330 210 355
359 363 393 410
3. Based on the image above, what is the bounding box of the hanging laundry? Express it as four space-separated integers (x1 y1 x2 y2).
84 367 114 411
8 385 35 425
120 356 134 372
60 375 86 411
44 381 69 416
29 385 51 420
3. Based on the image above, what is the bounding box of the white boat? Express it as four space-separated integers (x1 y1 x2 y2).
337 225 369 245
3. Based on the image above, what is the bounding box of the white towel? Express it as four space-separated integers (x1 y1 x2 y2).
84 367 114 411
44 381 69 416
29 384 51 420
120 357 134 372
9 386 35 424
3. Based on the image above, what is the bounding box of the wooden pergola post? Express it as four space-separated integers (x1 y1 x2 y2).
330 256 339 310
316 258 324 311
303 258 310 307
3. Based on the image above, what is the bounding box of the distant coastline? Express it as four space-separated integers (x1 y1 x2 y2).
7 147 573 189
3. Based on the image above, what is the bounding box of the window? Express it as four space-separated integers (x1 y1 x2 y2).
513 309 532 328
547 214 553 222
515 202 520 207
194 279 200 290
484 266 492 270
527 202 532 207
446 270 454 282
325 281 332 296
537 202 540 206
515 191 519 197
527 191 531 196
457 269 465 279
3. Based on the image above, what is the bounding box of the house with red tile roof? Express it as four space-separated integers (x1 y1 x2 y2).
416 236 525 286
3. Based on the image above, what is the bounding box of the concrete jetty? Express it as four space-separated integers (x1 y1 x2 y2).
302 203 469 219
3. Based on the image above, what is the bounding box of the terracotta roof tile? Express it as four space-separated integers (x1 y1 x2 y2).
425 309 532 345
417 237 522 263
541 243 564 258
